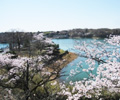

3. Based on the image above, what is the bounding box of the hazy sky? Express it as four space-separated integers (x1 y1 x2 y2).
0 0 120 32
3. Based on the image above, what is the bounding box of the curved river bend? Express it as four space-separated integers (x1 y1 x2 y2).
53 38 104 82
0 39 105 82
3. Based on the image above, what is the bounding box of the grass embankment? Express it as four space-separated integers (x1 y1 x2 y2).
46 51 77 84
59 49 78 68
47 52 78 72
60 52 77 68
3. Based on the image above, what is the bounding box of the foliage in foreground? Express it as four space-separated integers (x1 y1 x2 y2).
0 33 65 100
59 35 120 100
1 33 120 100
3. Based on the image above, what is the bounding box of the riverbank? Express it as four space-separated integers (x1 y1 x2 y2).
60 52 78 68
47 52 78 73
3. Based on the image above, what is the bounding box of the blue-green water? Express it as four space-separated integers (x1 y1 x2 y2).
53 38 104 82
0 44 9 49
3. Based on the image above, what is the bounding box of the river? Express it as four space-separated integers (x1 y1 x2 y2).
52 38 104 82
0 39 104 82
0 43 9 49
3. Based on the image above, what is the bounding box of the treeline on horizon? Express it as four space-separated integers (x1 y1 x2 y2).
0 32 33 43
0 28 120 43
45 28 120 38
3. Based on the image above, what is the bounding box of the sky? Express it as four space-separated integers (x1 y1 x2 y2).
0 0 120 32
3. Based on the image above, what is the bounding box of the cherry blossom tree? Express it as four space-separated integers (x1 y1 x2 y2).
0 33 63 100
59 35 120 100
